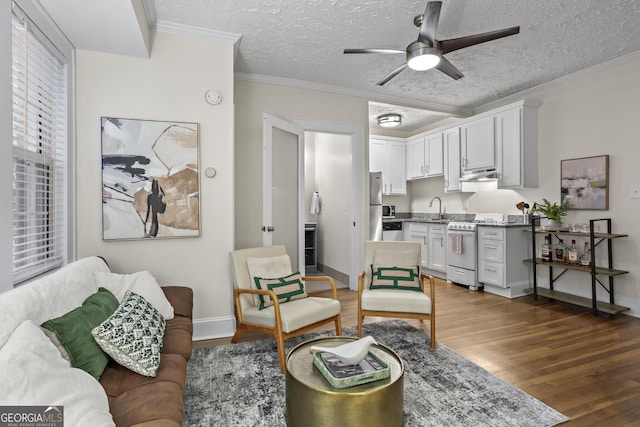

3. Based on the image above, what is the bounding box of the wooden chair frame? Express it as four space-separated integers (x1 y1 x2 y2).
231 275 342 373
357 271 436 349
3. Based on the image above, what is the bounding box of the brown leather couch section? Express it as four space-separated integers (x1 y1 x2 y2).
99 286 193 427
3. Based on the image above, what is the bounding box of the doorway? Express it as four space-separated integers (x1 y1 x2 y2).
294 119 365 291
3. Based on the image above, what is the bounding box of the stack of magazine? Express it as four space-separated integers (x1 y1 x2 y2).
312 351 390 389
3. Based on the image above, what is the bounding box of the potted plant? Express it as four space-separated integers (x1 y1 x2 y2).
533 198 569 228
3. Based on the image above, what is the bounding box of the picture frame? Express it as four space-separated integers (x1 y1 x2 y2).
560 155 609 210
101 117 200 240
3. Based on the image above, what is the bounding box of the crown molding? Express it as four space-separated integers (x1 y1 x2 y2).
234 72 473 117
153 20 241 46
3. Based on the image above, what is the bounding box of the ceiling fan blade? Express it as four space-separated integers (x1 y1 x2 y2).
418 1 442 46
438 26 520 54
344 48 405 55
435 56 464 80
376 63 408 86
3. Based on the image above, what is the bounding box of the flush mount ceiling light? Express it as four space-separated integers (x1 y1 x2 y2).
406 42 441 71
378 113 402 128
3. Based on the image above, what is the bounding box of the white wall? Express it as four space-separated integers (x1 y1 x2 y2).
314 133 351 276
409 57 640 315
75 31 236 338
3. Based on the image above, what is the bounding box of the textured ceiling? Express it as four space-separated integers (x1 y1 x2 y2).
42 0 640 131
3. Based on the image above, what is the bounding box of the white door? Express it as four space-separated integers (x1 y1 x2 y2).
263 114 305 273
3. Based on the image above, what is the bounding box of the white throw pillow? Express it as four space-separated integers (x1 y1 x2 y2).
246 255 293 306
94 271 174 320
0 320 115 427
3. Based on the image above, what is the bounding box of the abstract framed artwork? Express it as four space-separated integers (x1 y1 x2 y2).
101 117 200 240
560 154 609 210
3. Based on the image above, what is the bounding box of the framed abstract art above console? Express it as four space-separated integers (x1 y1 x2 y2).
560 154 609 210
101 117 200 240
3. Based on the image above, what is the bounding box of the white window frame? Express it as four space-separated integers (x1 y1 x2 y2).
3 1 75 289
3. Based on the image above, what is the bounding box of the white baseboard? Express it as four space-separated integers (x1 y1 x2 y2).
192 316 236 341
483 281 529 299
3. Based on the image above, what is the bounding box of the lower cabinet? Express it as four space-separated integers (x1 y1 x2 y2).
477 226 530 297
404 223 446 275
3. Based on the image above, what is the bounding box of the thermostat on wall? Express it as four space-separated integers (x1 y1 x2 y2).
205 89 222 105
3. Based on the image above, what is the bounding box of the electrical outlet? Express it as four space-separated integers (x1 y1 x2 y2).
629 185 640 199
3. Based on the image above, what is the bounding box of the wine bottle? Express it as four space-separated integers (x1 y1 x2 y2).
579 242 591 266
567 239 579 264
541 235 552 262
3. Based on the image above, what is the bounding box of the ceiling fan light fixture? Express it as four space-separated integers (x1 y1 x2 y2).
377 113 402 128
406 42 441 71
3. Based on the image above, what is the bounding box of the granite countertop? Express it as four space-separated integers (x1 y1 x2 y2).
384 214 530 228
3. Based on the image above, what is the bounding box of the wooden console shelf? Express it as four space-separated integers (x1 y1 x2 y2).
524 217 629 316
522 288 629 315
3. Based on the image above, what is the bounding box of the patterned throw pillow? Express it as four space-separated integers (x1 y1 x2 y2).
370 265 422 291
253 272 308 310
91 291 166 377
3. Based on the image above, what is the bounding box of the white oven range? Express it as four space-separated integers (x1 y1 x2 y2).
446 213 504 291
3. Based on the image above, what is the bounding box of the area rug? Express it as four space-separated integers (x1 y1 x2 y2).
184 320 568 426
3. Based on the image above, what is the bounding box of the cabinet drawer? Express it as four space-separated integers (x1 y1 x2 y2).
479 239 504 263
478 261 505 287
428 224 446 234
478 227 505 240
407 222 429 233
446 266 476 288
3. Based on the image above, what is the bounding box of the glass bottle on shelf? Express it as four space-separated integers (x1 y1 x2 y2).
579 242 591 266
553 238 567 263
567 239 579 264
541 235 552 262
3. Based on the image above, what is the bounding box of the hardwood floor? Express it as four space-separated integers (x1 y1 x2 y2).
194 279 640 426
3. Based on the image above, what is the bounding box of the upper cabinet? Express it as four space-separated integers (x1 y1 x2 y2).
406 132 443 181
495 102 539 188
443 127 462 192
461 115 495 173
370 137 407 195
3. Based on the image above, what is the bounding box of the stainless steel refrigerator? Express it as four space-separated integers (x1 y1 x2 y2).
369 172 383 241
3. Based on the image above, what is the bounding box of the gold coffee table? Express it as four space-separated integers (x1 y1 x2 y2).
285 336 404 427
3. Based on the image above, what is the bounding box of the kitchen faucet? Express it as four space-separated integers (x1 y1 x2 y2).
429 196 443 219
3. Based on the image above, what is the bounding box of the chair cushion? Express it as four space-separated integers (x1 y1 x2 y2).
242 297 340 333
92 291 166 377
361 289 432 314
246 254 293 305
253 272 308 309
370 265 421 291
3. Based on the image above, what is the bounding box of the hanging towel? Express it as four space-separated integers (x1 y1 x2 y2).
310 191 321 214
450 232 463 254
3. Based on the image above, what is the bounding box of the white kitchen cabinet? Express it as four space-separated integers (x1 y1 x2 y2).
370 137 406 195
477 226 530 298
406 133 443 180
443 127 462 192
461 115 495 173
404 223 428 268
427 224 446 272
495 101 539 188
406 136 426 180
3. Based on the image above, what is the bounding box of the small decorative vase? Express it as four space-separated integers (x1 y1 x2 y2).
545 219 561 229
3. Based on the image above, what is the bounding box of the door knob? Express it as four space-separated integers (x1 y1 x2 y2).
267 226 275 232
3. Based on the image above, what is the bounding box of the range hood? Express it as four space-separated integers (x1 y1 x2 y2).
460 169 498 191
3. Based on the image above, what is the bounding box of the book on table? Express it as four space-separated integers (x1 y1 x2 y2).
312 351 390 388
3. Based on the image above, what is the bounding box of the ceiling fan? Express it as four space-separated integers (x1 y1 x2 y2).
344 1 520 86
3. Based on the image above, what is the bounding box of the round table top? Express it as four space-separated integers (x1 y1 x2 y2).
286 336 403 393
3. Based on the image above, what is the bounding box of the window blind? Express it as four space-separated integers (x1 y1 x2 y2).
11 10 67 284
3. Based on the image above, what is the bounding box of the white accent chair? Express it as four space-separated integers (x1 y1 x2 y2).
357 241 436 349
230 245 342 373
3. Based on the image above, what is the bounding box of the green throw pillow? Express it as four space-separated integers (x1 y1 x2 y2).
253 271 308 310
92 290 166 377
370 265 422 291
41 287 119 379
